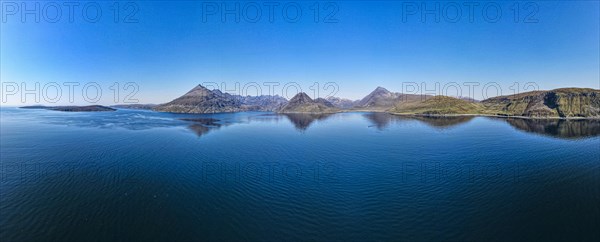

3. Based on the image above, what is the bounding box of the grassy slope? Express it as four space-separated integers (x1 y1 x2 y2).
390 96 487 115
388 88 599 118
278 103 339 113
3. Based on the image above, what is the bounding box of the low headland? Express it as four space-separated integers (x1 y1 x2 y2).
20 105 116 112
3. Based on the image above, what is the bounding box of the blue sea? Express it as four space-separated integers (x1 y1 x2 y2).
1 107 598 241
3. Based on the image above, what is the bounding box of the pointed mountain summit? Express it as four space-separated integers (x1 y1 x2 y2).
354 86 434 111
290 92 313 103
154 85 243 113
278 92 339 113
373 86 392 95
183 85 213 97
354 86 401 110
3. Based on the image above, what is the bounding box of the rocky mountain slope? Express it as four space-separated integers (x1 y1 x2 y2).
277 93 339 113
353 87 401 110
153 85 599 118
353 87 431 111
153 85 287 113
481 88 600 118
387 88 600 118
238 95 288 111
154 85 242 113
326 96 358 109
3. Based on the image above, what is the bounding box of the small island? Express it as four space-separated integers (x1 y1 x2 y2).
111 104 157 110
20 105 116 112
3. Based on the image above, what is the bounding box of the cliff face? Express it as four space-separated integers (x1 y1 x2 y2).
482 88 600 118
547 89 600 117
277 93 339 113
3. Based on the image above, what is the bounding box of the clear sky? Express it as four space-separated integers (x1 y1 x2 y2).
1 1 599 105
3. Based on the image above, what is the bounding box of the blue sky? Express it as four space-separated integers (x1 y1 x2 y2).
1 1 599 105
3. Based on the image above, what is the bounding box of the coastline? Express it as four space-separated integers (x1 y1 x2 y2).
16 105 600 120
388 112 600 120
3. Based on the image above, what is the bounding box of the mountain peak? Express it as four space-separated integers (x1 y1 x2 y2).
193 84 209 90
373 86 390 93
183 84 212 97
354 86 398 109
155 84 289 113
278 92 339 113
289 92 313 103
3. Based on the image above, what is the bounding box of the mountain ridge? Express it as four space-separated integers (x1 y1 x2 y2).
151 84 599 118
277 92 339 113
353 86 433 111
153 85 288 113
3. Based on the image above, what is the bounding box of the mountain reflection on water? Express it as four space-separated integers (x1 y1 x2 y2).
363 112 475 130
3 108 599 139
1 107 599 241
197 114 600 139
179 118 225 137
360 112 600 139
280 113 334 131
503 118 600 139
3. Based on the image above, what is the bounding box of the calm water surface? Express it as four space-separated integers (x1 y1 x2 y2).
1 108 599 241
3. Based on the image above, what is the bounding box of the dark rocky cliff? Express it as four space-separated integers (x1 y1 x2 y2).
482 88 600 118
